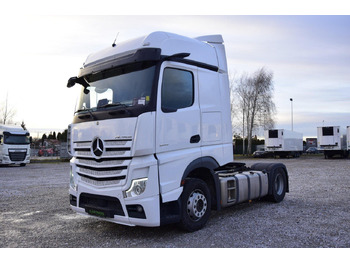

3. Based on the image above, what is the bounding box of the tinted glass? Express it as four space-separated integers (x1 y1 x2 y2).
161 68 194 112
269 130 278 138
4 132 30 145
76 63 156 112
322 127 334 136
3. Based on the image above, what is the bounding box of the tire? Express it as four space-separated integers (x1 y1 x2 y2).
267 167 287 203
178 178 211 232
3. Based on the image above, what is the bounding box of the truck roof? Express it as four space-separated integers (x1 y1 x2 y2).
0 124 29 135
81 31 227 75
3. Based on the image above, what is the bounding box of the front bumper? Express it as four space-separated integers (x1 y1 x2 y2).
1 155 30 165
69 154 161 227
69 188 160 227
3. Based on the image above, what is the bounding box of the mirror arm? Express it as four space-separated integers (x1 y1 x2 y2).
67 76 89 89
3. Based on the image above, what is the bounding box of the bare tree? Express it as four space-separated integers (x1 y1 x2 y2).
231 67 276 154
0 93 16 125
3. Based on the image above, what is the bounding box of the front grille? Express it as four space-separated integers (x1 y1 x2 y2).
9 150 27 161
77 165 125 176
80 175 125 186
77 158 126 167
73 138 132 187
75 149 130 158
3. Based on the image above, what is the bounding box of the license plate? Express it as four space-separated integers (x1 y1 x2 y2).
87 208 106 218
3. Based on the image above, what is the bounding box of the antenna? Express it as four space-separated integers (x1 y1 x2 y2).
112 32 119 47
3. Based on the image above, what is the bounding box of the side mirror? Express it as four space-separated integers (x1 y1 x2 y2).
67 77 78 88
67 76 90 94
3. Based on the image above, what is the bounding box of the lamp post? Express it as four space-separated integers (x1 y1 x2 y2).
290 98 293 131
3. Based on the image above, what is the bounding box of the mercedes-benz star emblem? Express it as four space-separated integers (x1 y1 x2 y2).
92 137 104 157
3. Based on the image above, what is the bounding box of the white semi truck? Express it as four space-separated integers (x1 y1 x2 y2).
265 129 303 158
317 126 348 158
0 124 31 166
67 31 289 231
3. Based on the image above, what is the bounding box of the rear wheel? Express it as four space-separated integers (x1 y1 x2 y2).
179 178 211 232
268 167 287 203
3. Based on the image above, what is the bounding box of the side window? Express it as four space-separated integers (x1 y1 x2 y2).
161 68 194 112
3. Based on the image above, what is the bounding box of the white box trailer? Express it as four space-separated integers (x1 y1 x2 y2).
317 126 348 158
0 124 31 166
265 129 303 158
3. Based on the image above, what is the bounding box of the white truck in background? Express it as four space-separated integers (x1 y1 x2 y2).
0 124 31 166
265 129 303 158
317 126 348 158
66 31 289 231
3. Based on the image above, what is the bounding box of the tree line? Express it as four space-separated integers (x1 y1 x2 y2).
41 130 68 142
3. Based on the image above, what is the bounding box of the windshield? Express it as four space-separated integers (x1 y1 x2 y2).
76 63 156 113
3 132 30 145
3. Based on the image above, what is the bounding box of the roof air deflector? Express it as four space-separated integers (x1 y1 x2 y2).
195 35 224 44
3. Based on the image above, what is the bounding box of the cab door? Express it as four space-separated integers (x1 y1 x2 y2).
156 62 201 154
155 62 201 197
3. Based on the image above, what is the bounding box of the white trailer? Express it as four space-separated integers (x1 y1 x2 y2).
317 126 348 158
66 31 289 231
0 124 31 166
265 129 303 158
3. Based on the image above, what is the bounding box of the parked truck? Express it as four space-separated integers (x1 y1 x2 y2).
317 126 348 158
66 31 289 231
0 124 31 166
265 129 303 158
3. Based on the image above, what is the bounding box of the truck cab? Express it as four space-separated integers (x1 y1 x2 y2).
67 32 288 231
0 125 31 166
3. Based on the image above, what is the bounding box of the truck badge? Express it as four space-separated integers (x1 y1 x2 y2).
92 137 104 157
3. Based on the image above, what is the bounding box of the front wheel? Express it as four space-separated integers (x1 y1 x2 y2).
178 178 211 232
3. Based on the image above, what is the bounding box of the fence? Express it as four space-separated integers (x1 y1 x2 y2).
30 142 71 160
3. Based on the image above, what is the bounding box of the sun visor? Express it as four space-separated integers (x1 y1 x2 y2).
78 48 162 77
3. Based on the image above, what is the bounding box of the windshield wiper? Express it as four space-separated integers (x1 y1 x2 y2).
97 102 127 109
75 108 97 120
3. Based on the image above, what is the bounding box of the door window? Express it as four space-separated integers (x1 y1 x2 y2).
161 68 194 112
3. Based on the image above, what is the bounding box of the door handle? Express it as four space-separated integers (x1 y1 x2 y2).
190 134 201 144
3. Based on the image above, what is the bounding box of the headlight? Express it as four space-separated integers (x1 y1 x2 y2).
69 167 77 191
124 178 147 198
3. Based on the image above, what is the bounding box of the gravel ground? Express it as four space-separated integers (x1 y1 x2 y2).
0 155 349 248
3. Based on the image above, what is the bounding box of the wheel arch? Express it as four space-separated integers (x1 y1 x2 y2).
181 157 221 211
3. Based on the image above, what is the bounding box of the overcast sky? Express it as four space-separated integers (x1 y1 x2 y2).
1 5 349 138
